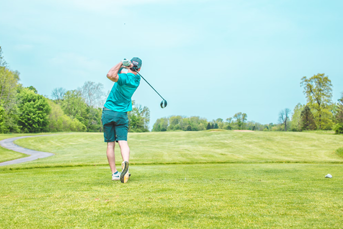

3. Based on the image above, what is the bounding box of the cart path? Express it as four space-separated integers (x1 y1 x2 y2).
0 135 54 166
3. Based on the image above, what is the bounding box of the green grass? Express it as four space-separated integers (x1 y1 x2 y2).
1 164 343 228
6 131 343 169
337 147 343 158
1 131 343 228
0 134 30 163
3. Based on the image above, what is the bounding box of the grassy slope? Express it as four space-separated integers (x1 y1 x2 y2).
6 131 343 168
1 164 342 228
0 134 29 163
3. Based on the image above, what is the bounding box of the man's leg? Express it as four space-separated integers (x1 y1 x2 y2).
118 140 130 162
118 141 130 183
106 142 117 174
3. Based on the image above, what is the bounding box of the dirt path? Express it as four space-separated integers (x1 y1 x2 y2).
0 135 54 166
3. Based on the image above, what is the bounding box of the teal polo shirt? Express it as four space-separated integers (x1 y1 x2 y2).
104 72 140 112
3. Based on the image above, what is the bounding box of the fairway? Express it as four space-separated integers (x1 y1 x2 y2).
1 131 343 228
7 131 343 169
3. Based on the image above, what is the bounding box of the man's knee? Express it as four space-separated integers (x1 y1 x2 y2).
118 140 129 148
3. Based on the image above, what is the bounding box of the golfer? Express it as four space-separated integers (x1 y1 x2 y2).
102 57 142 183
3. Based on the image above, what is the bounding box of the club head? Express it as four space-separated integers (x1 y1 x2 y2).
160 100 167 108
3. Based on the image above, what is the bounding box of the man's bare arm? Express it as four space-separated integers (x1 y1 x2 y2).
106 62 123 82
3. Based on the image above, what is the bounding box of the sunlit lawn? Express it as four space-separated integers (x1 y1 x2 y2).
1 131 343 228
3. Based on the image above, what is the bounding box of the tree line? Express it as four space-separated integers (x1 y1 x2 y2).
152 113 270 132
152 73 343 134
0 47 150 133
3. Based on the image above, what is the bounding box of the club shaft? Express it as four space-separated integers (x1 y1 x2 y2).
136 72 165 101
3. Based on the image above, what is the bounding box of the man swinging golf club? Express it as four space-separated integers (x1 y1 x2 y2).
102 57 142 183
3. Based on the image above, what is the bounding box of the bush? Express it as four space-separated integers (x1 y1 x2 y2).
17 88 51 133
333 123 343 134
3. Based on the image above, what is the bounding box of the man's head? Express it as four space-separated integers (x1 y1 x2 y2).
130 57 142 72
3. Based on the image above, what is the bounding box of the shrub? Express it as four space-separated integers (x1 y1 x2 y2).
333 123 343 134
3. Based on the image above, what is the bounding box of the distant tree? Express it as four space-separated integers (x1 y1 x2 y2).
291 103 305 131
17 88 51 133
301 73 333 130
27 86 38 93
206 122 211 130
225 117 233 130
61 90 88 125
186 125 192 131
128 101 150 132
168 115 183 130
78 81 105 108
242 113 247 129
152 118 168 131
279 108 291 131
234 112 243 130
334 93 343 124
214 123 219 129
51 87 66 101
47 100 86 132
300 106 316 130
333 93 343 134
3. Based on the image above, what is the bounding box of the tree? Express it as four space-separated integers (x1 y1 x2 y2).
301 73 333 130
279 108 291 131
152 118 168 131
334 93 343 124
291 103 305 131
0 105 8 133
242 113 247 129
206 122 211 130
0 46 7 67
168 116 183 130
51 87 66 101
17 88 51 132
225 117 233 130
234 112 243 130
47 100 86 132
333 93 343 134
0 55 20 132
78 81 105 108
300 106 316 130
61 90 88 124
128 101 150 132
214 123 218 129
27 86 38 94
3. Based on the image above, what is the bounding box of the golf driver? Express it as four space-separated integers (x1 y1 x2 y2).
122 58 167 108
135 71 167 108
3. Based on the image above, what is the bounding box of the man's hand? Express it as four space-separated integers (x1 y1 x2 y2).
123 63 133 69
106 62 123 82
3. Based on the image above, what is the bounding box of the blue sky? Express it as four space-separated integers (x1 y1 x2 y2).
1 0 342 127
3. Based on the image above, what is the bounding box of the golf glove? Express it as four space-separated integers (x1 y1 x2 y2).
122 59 131 67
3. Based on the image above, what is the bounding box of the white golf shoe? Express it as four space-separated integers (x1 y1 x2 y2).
112 171 121 181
